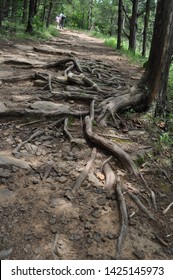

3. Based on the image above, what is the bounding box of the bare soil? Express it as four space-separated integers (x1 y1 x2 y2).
0 29 173 260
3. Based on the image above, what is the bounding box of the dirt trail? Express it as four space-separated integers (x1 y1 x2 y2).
0 29 173 260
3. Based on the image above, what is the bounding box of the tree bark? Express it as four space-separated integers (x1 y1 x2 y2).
139 0 173 115
26 0 35 33
0 0 3 27
142 0 151 57
129 0 139 53
117 0 123 50
88 0 93 30
22 0 28 24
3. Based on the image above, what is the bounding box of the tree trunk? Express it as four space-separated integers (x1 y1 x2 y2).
41 0 46 22
142 0 151 57
117 0 123 49
129 0 139 53
26 0 35 33
46 0 53 28
140 0 173 116
88 0 93 30
3 0 11 18
0 0 3 27
22 0 28 24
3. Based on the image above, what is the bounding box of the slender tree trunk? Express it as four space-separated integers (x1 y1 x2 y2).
140 0 173 116
117 0 123 49
88 0 93 30
3 0 11 18
26 0 35 33
22 0 28 24
0 0 3 27
41 0 46 22
129 0 139 53
142 0 151 57
46 0 53 28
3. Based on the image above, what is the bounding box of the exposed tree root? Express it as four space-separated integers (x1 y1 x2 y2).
72 148 97 194
126 191 155 220
139 173 157 211
116 179 128 259
52 90 100 102
84 115 139 176
63 118 86 147
163 202 173 214
0 108 89 119
97 88 143 126
101 157 117 193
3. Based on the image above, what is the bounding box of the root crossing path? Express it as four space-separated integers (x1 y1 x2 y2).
0 29 173 260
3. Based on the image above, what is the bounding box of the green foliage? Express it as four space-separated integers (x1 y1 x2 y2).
67 116 75 127
168 65 173 99
104 37 116 48
159 132 173 147
120 48 147 66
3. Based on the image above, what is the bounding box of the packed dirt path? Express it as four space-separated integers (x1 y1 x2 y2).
0 29 173 260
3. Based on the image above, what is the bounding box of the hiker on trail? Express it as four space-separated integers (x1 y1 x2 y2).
59 13 66 29
56 15 60 29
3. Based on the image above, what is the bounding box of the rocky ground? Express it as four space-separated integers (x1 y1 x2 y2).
0 29 173 260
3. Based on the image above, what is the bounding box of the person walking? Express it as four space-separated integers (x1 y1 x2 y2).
59 13 66 29
55 15 60 29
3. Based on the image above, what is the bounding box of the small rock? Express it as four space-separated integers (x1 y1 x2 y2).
97 198 106 206
0 169 11 178
58 176 67 183
107 232 117 240
50 227 58 234
34 233 42 240
69 234 81 241
85 222 91 229
32 178 40 184
64 191 74 201
0 248 13 260
92 211 101 218
24 235 33 241
133 250 145 259
61 218 68 225
93 232 101 243
49 218 56 225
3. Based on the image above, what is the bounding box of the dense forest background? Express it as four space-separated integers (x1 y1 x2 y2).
0 0 173 122
0 0 157 56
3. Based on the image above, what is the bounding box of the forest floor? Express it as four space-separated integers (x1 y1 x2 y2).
0 29 173 260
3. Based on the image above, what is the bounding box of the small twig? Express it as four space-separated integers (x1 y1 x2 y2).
29 164 43 180
64 118 73 141
90 100 95 122
116 179 128 259
12 130 44 155
64 64 74 77
42 161 54 181
163 202 173 214
127 191 155 220
139 173 157 211
101 156 113 172
48 74 53 92
72 148 97 194
51 233 60 260
50 117 65 128
154 234 169 247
